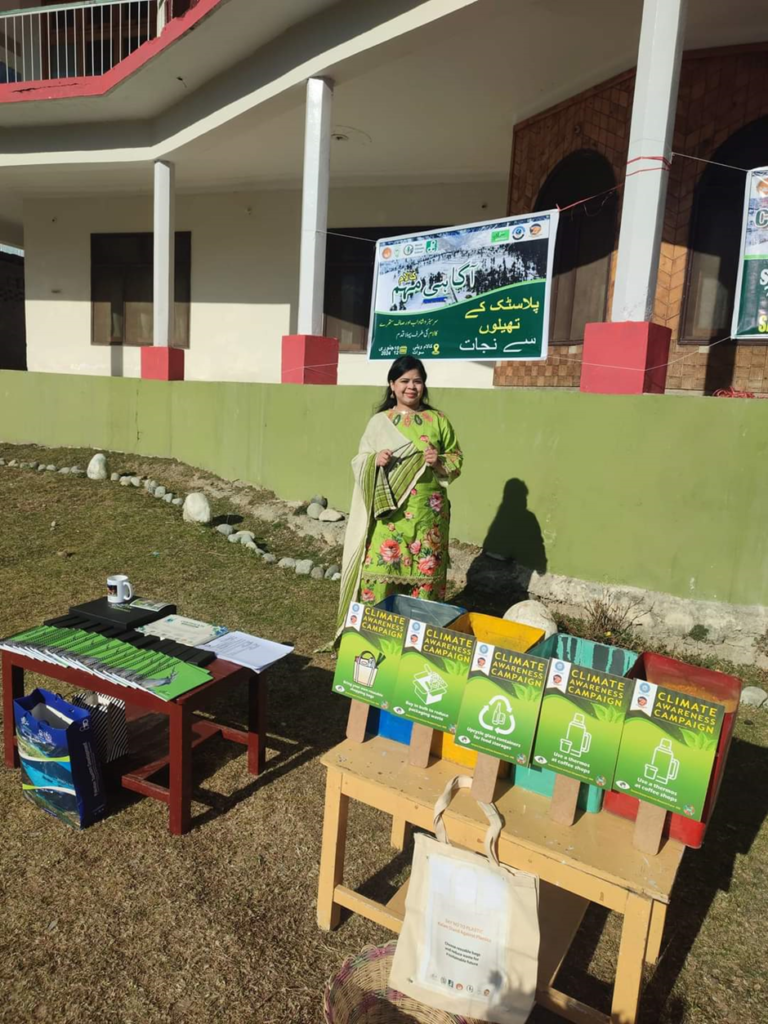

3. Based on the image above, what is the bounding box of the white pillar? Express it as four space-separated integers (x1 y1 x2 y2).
298 76 333 336
153 159 175 347
610 0 688 322
157 0 168 36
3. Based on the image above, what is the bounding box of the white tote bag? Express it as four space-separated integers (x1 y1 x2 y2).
389 776 540 1023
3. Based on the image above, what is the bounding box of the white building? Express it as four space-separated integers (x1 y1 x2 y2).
0 0 766 392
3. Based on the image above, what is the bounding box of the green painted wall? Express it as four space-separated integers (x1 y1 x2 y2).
2 370 767 607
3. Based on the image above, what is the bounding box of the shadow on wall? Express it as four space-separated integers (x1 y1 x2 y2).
452 478 547 617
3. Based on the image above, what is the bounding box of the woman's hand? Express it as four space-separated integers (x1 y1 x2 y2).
424 445 440 468
376 449 394 469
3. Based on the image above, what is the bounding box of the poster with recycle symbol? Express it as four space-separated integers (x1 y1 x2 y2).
454 641 549 765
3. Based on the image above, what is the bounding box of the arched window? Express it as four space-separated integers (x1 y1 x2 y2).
682 116 768 343
535 150 617 344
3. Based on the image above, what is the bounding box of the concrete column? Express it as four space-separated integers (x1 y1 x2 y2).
297 76 333 336
153 159 175 348
610 0 688 322
142 159 183 379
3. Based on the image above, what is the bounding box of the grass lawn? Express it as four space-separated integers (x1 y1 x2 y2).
0 452 766 1024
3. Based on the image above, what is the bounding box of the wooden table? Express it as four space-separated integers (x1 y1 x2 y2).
317 736 685 1024
2 650 267 835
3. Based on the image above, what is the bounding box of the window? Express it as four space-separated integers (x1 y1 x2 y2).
91 232 191 348
324 226 440 353
681 116 768 344
535 150 617 344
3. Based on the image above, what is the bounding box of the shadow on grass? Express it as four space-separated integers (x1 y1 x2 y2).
101 652 345 832
530 734 768 1022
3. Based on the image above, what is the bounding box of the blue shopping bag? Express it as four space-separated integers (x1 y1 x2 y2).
13 688 106 829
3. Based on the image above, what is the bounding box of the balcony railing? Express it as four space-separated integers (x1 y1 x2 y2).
0 0 185 85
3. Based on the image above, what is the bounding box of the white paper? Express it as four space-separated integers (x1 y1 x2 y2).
199 631 293 673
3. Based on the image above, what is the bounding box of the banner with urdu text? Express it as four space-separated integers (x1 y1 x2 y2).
732 167 768 339
368 211 559 361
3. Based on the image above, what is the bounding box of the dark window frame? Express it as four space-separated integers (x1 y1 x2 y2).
324 225 443 354
91 231 191 349
679 116 768 347
534 149 618 345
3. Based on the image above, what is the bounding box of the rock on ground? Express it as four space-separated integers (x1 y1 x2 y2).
278 557 297 569
309 495 328 509
324 565 341 579
130 476 142 487
332 573 341 582
216 523 236 536
295 559 314 576
228 534 242 543
58 467 71 475
144 478 158 493
87 453 108 481
262 553 277 564
503 598 558 639
172 498 184 506
183 492 212 524
163 493 174 503
232 531 255 543
306 502 325 521
110 472 120 481
154 486 167 498
740 686 768 708
319 508 344 523
311 566 325 579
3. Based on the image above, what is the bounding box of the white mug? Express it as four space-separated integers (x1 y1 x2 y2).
107 574 133 605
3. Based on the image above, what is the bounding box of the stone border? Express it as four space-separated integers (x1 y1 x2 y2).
0 453 341 584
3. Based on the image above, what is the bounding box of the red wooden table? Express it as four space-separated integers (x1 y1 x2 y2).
2 650 267 835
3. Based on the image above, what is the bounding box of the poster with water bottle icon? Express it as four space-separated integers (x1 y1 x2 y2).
612 679 725 820
453 643 549 765
531 659 631 788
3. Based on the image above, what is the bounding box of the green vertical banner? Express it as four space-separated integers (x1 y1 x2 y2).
613 680 724 821
532 659 631 789
332 602 406 709
454 644 549 766
391 619 474 732
732 167 768 339
368 212 559 362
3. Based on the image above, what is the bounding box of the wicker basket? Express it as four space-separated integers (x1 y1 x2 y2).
323 942 473 1024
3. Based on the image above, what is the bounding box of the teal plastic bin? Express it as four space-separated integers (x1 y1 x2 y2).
513 633 639 813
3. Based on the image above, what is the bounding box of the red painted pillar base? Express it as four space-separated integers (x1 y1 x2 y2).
282 334 338 385
580 321 671 395
141 346 185 381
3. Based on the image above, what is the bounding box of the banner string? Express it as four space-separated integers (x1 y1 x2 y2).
307 151 757 378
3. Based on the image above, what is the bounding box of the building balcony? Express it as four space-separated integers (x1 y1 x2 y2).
0 0 200 86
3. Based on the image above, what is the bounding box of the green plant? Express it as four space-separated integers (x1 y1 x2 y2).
689 624 710 643
754 630 768 659
578 592 645 650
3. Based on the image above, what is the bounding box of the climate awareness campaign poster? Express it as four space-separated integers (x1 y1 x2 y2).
532 659 631 788
613 680 724 820
332 602 406 709
391 620 474 732
454 644 549 766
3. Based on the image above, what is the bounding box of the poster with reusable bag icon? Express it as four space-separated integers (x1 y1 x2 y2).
532 659 631 788
332 601 407 708
613 679 724 820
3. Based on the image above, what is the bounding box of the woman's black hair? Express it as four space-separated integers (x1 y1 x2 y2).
376 356 433 412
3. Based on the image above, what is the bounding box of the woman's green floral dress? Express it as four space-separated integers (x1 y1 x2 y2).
359 408 463 606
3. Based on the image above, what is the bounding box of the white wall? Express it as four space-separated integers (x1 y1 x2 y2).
24 178 507 386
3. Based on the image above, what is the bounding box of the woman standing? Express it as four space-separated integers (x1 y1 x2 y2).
336 356 463 638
